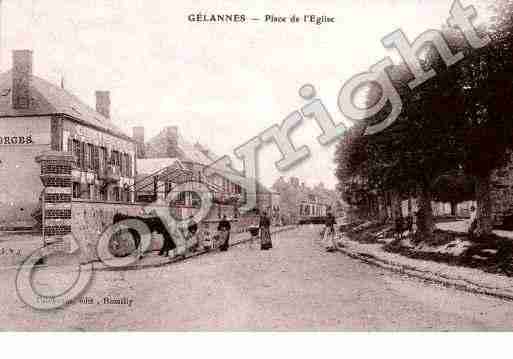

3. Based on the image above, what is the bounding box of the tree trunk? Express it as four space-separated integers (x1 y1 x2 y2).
386 191 393 222
377 193 386 222
417 182 434 241
390 189 402 221
450 201 457 216
473 174 493 237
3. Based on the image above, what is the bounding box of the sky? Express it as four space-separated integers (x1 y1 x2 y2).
0 0 492 189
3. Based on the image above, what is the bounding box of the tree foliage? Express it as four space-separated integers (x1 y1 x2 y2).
335 6 513 238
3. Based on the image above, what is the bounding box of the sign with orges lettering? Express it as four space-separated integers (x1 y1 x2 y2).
0 135 33 145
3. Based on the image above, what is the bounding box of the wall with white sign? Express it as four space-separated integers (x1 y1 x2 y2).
0 116 51 227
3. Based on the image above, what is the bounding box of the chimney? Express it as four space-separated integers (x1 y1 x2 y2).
132 126 145 159
95 91 110 118
165 126 178 138
12 50 33 109
165 126 179 158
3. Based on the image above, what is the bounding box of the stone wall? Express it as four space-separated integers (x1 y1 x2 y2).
490 151 513 225
0 116 51 226
71 200 145 261
71 200 246 262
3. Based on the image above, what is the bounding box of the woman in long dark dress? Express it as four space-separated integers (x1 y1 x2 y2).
259 212 272 250
218 215 231 251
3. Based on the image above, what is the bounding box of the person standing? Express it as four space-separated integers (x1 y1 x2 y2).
394 215 404 241
186 215 199 252
324 211 336 252
259 211 273 250
468 205 477 233
218 215 231 251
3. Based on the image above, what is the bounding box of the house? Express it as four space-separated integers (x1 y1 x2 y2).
0 50 136 228
133 126 279 220
272 177 337 224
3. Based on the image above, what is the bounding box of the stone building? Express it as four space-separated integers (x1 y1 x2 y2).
133 126 279 221
272 177 337 224
0 50 136 229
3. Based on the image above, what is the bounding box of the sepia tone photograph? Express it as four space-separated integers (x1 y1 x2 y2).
1 0 513 341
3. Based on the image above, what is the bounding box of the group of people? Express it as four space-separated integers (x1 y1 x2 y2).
158 211 274 256
215 212 274 251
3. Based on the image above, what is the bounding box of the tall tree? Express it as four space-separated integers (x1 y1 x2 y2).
449 3 513 236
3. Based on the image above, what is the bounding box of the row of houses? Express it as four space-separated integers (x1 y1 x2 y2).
0 50 278 231
271 176 344 224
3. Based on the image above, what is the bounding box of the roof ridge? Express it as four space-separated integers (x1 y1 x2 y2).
0 69 132 141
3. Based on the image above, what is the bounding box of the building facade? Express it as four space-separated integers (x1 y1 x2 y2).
0 50 136 228
133 126 279 221
272 177 336 224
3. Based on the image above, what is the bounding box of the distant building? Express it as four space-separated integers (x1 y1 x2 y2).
272 177 339 224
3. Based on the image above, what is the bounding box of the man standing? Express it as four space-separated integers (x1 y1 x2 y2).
218 215 231 251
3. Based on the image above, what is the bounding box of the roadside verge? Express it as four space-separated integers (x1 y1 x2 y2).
336 236 513 301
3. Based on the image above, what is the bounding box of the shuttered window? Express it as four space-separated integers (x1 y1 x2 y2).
92 145 100 172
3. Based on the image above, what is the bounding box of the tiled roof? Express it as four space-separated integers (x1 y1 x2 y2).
0 70 132 140
145 128 274 195
177 136 214 166
137 158 183 175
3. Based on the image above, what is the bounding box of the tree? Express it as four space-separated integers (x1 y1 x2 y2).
335 10 513 239
445 3 513 236
335 29 469 240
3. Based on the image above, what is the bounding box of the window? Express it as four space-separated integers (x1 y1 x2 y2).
113 187 120 202
125 189 131 203
120 153 126 176
72 183 80 199
80 142 86 170
121 153 132 177
99 147 107 174
85 143 94 170
177 191 186 205
89 184 95 200
71 139 81 166
191 192 201 208
124 153 130 177
91 145 99 172
99 186 108 201
110 150 120 167
81 184 90 199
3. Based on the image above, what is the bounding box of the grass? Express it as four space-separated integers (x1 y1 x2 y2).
342 219 513 277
